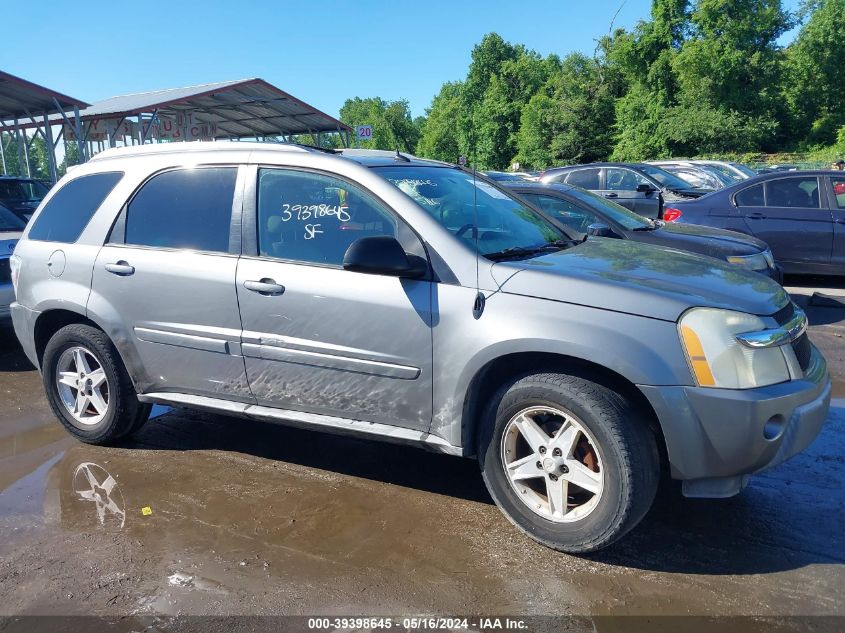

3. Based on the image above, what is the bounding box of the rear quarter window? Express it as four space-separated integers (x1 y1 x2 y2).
28 172 123 243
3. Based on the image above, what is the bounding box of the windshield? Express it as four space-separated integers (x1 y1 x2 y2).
700 163 743 183
730 163 758 178
0 206 25 231
563 187 652 230
0 179 49 203
637 164 696 190
374 166 567 258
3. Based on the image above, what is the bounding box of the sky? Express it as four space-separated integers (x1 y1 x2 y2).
5 0 803 120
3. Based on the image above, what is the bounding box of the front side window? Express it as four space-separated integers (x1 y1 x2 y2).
605 168 648 191
257 169 397 266
28 172 123 243
735 183 764 207
123 167 237 253
375 166 566 259
564 169 600 189
765 177 820 209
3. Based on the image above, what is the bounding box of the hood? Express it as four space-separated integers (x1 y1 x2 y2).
491 238 788 322
630 222 768 259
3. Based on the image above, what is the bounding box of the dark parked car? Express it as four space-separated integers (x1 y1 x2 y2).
507 182 781 281
539 163 711 220
483 170 534 182
0 176 50 222
670 171 845 276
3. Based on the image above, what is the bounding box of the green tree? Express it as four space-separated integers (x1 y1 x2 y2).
416 82 463 162
784 0 845 146
339 97 420 152
516 53 616 168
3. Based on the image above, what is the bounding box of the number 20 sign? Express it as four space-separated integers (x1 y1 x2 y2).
356 125 373 141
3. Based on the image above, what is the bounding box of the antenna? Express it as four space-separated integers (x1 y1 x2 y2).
470 119 485 319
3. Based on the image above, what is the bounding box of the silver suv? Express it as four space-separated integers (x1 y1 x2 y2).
9 143 831 553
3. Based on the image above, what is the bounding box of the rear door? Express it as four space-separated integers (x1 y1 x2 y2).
829 175 845 270
600 167 661 218
737 175 833 271
90 166 253 401
235 165 434 432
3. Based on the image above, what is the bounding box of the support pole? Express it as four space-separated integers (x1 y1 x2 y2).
43 111 58 183
14 118 26 177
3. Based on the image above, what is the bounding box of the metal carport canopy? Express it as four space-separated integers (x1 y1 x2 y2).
0 70 89 120
60 78 350 138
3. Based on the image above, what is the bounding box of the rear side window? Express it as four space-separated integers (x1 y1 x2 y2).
735 183 764 207
123 167 237 253
765 177 820 209
565 169 600 189
28 172 123 242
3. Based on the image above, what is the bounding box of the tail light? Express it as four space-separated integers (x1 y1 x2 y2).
9 254 21 295
662 207 682 222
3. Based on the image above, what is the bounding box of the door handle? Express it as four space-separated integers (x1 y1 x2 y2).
104 261 135 276
603 193 618 198
244 279 285 296
746 212 767 220
835 218 845 225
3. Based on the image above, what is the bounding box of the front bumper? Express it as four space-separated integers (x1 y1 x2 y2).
639 344 830 497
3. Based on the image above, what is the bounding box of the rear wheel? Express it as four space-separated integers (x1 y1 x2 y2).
478 372 659 553
42 324 150 444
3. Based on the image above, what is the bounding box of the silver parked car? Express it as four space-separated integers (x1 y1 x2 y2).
9 143 831 553
0 206 25 321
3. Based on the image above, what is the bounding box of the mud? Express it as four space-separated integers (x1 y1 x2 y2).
0 280 843 629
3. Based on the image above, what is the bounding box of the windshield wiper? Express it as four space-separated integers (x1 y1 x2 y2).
485 238 578 261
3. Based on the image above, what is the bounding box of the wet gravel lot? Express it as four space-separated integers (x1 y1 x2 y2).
0 276 843 631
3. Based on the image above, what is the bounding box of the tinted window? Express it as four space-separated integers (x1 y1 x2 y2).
565 169 600 189
28 172 122 243
735 183 764 207
0 206 25 231
524 194 597 235
765 177 820 209
605 168 648 191
258 169 397 266
832 177 845 209
124 168 236 253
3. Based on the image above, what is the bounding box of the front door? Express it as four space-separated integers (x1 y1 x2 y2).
236 166 434 431
739 175 833 271
90 166 253 401
601 167 661 218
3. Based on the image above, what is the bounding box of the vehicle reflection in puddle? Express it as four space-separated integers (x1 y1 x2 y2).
72 461 126 528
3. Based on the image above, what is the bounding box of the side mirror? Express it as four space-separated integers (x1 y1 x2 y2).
587 223 613 238
343 236 427 278
636 183 656 194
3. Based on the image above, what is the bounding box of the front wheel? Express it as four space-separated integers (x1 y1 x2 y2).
42 324 150 444
478 372 659 554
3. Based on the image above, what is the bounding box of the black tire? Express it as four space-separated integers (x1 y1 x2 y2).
478 372 659 554
42 324 150 444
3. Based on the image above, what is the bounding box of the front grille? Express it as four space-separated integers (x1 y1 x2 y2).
791 332 812 371
0 258 9 284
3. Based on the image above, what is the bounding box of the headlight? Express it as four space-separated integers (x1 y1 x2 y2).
678 308 790 389
726 249 772 271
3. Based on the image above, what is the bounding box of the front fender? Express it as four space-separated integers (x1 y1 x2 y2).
430 285 692 449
